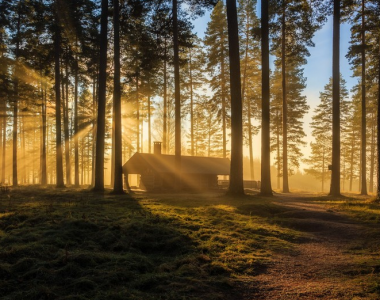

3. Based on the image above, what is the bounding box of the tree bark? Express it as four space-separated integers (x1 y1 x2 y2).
136 75 139 152
64 51 71 185
329 0 341 196
91 76 97 187
41 83 47 185
163 40 167 154
1 95 6 183
260 0 273 196
360 0 367 195
281 6 290 193
113 0 123 194
148 92 151 154
322 149 325 192
13 9 21 187
241 19 254 181
369 117 375 193
94 0 108 191
173 0 181 187
189 51 194 156
376 33 380 200
74 56 79 186
221 43 227 159
349 128 354 191
226 0 244 195
54 2 64 188
276 114 280 189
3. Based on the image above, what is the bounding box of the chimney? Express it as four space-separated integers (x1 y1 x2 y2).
154 142 162 155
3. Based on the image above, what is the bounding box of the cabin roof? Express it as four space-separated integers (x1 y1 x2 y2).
123 153 230 175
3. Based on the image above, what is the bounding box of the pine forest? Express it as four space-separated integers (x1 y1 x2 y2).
1 0 380 299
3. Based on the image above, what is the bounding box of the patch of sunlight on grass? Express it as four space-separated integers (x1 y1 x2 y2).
0 212 13 219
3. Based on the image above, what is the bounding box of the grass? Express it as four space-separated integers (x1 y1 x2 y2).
0 187 305 300
0 187 379 299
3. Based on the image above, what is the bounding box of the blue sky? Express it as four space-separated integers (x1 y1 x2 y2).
190 7 356 170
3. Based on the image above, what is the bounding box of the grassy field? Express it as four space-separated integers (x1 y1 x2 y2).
0 187 379 299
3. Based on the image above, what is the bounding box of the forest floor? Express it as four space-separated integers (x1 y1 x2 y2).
237 192 380 299
0 187 379 299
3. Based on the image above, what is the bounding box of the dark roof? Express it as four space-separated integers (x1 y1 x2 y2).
123 153 230 175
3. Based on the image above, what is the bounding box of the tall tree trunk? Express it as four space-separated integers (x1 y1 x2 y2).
111 120 115 186
189 51 194 156
376 32 380 200
0 97 2 183
94 0 108 191
248 100 254 181
163 41 167 154
322 149 325 192
342 155 346 191
281 7 290 193
359 146 362 191
1 98 6 184
221 47 227 159
260 0 272 195
136 75 139 152
148 93 151 154
369 117 375 193
81 131 84 185
141 116 143 153
173 0 181 186
41 83 47 185
13 10 21 187
241 21 254 181
167 96 171 153
276 116 280 189
22 116 26 183
349 128 354 191
91 76 97 187
226 0 244 195
329 0 341 196
360 0 367 195
113 0 123 193
33 127 36 184
54 4 64 188
64 52 71 185
74 58 79 186
0 98 2 183
87 135 90 184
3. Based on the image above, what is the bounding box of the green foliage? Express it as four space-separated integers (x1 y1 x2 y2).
306 77 351 191
270 63 309 176
238 0 261 149
269 0 322 62
204 1 230 157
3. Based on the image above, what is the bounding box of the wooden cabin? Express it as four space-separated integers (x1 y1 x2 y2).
122 143 230 191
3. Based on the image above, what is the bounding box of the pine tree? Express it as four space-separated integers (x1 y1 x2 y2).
330 0 341 196
113 0 123 194
181 37 207 156
238 0 260 181
204 1 230 159
53 0 65 187
306 77 350 191
94 0 109 192
269 0 320 193
260 0 272 196
271 62 309 188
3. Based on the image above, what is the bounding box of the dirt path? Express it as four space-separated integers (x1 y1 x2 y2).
238 193 380 300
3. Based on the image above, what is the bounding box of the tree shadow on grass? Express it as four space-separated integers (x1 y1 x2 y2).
0 187 238 300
